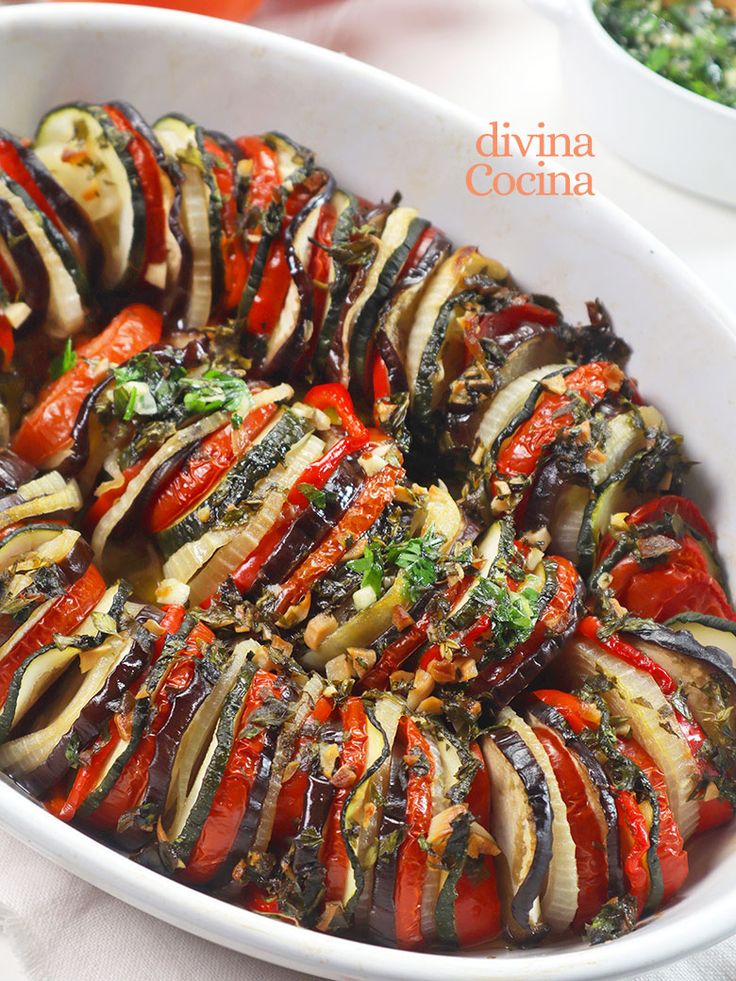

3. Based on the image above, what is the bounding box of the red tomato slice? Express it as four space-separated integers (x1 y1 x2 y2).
495 362 623 479
323 697 368 902
536 726 608 930
204 136 248 314
270 694 334 843
627 494 715 543
11 304 163 466
85 456 151 531
183 669 282 884
89 622 213 831
146 402 277 534
0 563 105 706
104 106 167 270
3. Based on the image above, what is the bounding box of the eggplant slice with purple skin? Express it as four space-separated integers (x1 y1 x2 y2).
481 714 553 943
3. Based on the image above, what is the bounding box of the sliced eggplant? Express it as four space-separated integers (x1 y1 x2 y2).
481 714 552 943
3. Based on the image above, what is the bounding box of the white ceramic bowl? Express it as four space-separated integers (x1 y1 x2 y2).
526 0 736 204
0 4 736 979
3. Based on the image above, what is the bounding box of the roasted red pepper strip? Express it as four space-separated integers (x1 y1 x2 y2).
0 138 64 231
287 433 370 508
146 402 277 534
0 314 13 370
303 383 369 440
464 301 558 364
533 689 601 735
86 456 151 531
495 361 624 479
617 737 688 905
276 464 401 614
371 350 391 403
0 563 105 705
394 716 435 949
324 697 368 903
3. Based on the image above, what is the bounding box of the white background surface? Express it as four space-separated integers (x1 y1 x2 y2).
0 0 734 978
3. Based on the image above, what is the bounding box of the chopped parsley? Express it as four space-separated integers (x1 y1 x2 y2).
347 528 446 602
180 369 253 415
49 338 77 381
472 575 541 652
297 482 336 509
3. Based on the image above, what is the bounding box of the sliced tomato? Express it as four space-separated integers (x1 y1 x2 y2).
183 669 283 884
54 603 188 823
89 622 213 832
495 361 623 479
275 464 401 614
627 494 715 543
617 737 688 904
0 562 105 706
104 105 167 272
270 694 334 843
204 136 248 314
0 136 64 232
11 304 163 466
323 697 368 902
536 726 608 929
146 401 277 534
0 313 13 370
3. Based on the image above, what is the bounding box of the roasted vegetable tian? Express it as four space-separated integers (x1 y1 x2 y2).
0 101 734 952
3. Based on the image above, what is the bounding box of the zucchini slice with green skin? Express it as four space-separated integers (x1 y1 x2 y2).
154 114 223 330
340 695 403 926
311 190 361 376
348 215 429 398
34 103 146 296
0 174 88 338
149 660 258 872
0 522 66 573
327 206 420 390
156 409 313 559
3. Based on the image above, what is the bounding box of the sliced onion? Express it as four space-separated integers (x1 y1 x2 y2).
562 639 701 840
0 478 82 530
91 410 232 564
588 410 649 487
0 646 119 775
178 163 212 330
0 179 84 338
474 363 568 457
166 640 251 818
503 709 579 933
16 470 67 501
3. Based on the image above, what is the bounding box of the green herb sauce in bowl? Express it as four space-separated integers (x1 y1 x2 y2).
593 0 736 109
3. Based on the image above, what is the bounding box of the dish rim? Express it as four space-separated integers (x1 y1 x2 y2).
0 5 735 980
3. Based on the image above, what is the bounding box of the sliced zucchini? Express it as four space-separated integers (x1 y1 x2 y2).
34 103 145 294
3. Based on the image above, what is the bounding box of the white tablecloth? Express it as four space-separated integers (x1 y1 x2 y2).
1 1 735 979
